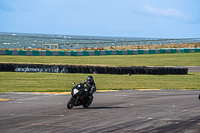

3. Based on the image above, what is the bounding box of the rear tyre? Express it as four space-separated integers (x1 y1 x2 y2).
67 97 74 109
83 97 93 108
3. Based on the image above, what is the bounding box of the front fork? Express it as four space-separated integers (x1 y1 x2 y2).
74 96 79 105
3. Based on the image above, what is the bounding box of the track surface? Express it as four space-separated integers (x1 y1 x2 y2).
1 90 200 133
187 66 200 72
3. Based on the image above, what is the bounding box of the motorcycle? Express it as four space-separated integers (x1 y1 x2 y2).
67 82 93 109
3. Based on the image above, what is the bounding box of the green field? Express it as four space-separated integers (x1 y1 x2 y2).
1 52 200 66
0 52 200 92
0 72 200 92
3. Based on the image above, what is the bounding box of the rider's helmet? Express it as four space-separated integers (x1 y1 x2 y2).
87 75 94 84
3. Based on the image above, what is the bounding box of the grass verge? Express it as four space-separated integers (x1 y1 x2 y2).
0 53 200 66
0 72 200 92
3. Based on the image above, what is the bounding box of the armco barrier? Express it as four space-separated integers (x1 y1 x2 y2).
0 63 188 75
0 48 199 56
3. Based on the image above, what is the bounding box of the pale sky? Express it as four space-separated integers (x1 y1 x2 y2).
0 0 200 38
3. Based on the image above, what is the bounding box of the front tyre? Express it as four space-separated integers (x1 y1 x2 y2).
83 97 93 108
67 97 74 109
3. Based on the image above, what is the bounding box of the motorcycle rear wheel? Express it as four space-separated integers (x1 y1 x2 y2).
83 97 93 108
67 97 74 109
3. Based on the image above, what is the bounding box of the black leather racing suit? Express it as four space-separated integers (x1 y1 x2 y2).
82 79 97 96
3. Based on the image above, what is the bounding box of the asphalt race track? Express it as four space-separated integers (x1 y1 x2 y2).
187 66 200 72
1 90 200 133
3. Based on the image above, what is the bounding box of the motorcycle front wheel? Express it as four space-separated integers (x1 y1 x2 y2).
67 97 74 109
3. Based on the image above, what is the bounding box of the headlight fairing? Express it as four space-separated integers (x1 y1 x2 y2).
73 88 79 94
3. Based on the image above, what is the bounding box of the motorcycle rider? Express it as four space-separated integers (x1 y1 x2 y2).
82 75 96 98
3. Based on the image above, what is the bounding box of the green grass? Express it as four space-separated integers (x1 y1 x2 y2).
0 72 200 92
1 53 200 92
0 52 200 66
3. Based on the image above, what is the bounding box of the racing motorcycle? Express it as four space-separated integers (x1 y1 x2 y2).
67 82 93 109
